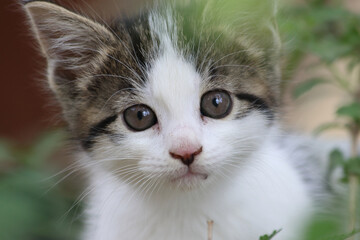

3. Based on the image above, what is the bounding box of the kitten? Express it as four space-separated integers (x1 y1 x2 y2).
23 0 328 239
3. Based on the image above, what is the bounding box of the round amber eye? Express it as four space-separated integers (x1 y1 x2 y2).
123 104 157 131
200 90 232 119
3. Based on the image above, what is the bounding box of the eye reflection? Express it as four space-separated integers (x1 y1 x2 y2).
212 94 223 107
137 110 150 120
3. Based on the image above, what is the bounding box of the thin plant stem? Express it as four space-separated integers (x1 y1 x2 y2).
207 220 214 240
349 126 360 240
328 64 353 94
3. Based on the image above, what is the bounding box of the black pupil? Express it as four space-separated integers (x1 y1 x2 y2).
212 94 222 107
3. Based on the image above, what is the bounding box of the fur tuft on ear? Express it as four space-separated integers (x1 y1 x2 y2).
24 1 116 91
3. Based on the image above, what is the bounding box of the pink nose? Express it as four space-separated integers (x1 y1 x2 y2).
169 147 203 166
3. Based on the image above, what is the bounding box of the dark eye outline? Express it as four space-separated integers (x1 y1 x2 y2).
200 90 233 119
123 104 158 132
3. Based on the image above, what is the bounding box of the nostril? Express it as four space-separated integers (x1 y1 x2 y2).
169 147 203 166
169 152 183 160
182 155 194 166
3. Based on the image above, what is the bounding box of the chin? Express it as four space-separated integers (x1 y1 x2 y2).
168 168 209 191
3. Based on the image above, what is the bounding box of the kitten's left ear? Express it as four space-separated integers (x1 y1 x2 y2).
23 1 116 89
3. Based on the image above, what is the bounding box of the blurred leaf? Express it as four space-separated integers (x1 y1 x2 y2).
307 39 352 63
328 229 360 240
329 149 345 169
336 102 360 122
259 229 282 240
293 78 327 98
314 122 344 135
340 176 349 184
0 140 14 162
0 129 81 240
0 168 81 240
280 1 360 67
25 130 66 167
346 157 360 176
304 216 343 240
327 149 345 182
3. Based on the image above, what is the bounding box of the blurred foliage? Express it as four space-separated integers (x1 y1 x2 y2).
0 130 81 240
259 229 282 240
281 0 360 62
279 0 360 92
282 0 360 239
303 215 360 240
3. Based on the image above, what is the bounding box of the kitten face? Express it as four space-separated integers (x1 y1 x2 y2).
92 44 271 190
24 0 280 190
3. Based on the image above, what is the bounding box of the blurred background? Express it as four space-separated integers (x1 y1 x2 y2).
0 0 359 239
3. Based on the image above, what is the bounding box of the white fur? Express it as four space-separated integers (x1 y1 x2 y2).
80 13 314 240
82 131 312 240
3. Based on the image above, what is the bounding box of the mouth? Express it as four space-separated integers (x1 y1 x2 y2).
172 169 208 183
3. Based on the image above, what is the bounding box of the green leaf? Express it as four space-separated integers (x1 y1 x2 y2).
336 102 360 122
304 216 343 240
0 140 14 162
346 157 360 176
25 130 66 167
327 149 345 181
259 229 282 240
293 78 327 98
307 39 352 63
313 122 344 135
329 149 345 169
328 229 360 240
0 168 81 240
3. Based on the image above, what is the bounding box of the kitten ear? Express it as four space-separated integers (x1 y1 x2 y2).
23 1 116 89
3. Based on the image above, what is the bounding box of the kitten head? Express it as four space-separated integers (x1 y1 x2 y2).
24 0 280 191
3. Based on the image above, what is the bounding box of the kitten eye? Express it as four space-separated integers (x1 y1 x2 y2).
201 90 232 119
123 104 158 131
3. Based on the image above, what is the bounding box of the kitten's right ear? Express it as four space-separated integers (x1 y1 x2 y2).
23 0 116 90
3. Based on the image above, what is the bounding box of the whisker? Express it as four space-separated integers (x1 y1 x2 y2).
199 32 224 73
210 49 258 68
